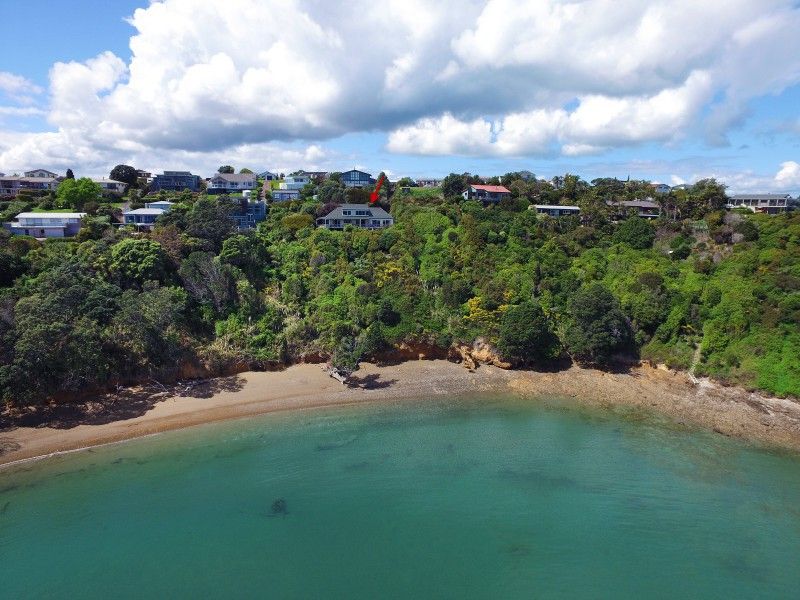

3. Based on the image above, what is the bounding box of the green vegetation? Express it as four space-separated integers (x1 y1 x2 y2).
0 174 798 406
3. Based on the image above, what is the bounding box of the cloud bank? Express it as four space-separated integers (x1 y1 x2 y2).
0 0 798 184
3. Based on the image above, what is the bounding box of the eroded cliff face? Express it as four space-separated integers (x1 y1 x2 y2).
449 338 512 370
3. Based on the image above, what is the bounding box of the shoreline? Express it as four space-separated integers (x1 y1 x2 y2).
2 360 800 468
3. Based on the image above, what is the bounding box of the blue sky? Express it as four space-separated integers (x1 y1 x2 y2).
0 0 798 193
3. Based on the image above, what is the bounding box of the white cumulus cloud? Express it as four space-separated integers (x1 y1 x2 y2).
0 0 798 173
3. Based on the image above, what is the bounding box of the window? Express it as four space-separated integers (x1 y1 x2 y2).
343 210 351 215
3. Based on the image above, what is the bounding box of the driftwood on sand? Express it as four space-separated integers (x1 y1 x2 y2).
322 364 350 384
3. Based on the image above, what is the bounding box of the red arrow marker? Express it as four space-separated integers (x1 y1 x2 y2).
369 174 385 204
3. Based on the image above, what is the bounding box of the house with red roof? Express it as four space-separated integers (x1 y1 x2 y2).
462 184 511 204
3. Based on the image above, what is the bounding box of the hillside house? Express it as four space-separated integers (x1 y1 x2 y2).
0 175 61 197
150 171 201 192
123 201 173 229
341 169 376 188
4 212 85 238
462 184 511 204
608 199 661 220
728 194 789 214
259 170 279 181
416 178 442 188
92 178 127 194
279 174 311 190
23 169 59 179
652 183 671 194
207 172 257 194
532 205 581 217
270 189 300 202
231 200 267 230
316 203 393 230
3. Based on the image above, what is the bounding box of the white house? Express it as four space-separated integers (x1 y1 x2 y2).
279 174 311 191
259 170 279 181
652 183 671 194
91 178 127 194
4 212 85 238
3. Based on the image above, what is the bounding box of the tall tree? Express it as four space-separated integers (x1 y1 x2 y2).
65 168 75 179
218 165 235 174
109 164 138 187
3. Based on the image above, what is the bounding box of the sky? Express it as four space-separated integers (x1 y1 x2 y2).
0 0 799 194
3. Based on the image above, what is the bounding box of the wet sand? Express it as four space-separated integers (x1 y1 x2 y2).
1 360 799 467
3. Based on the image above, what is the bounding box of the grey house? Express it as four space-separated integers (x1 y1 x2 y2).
151 171 201 192
607 199 661 219
727 194 790 214
341 169 375 188
231 200 267 230
207 172 257 194
316 204 393 230
532 205 581 217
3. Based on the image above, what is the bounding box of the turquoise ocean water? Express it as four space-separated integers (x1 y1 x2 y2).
1 396 799 599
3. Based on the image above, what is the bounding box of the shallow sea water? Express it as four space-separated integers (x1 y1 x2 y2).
1 396 799 599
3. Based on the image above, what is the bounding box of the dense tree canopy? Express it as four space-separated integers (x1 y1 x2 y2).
0 174 798 407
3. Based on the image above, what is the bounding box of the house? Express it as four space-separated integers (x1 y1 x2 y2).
462 184 511 204
341 169 376 188
279 174 311 191
231 200 267 230
207 172 257 194
150 171 201 192
652 183 671 194
4 212 85 238
316 203 394 230
531 205 581 217
91 178 127 194
727 194 790 215
259 170 279 181
23 169 59 179
416 178 442 188
296 170 328 181
671 183 691 192
270 189 300 202
123 201 173 229
0 175 61 197
607 199 661 219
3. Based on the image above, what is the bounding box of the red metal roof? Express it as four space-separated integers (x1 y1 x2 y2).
471 184 510 193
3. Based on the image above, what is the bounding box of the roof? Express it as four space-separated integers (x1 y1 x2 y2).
533 204 580 210
14 212 86 219
470 184 511 193
730 194 790 200
160 171 195 176
609 199 660 209
124 208 166 215
0 176 59 183
24 169 58 175
319 203 393 220
92 178 126 184
342 169 373 176
211 172 256 182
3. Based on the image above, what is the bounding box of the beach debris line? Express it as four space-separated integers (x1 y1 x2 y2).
269 498 288 517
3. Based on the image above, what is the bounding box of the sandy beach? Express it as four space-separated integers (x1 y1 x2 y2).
1 360 799 467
